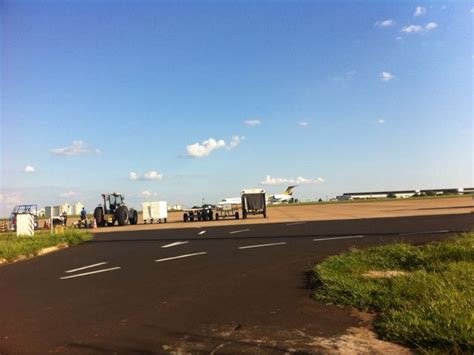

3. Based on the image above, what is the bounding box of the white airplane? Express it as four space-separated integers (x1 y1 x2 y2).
266 185 297 204
217 197 241 206
218 186 298 206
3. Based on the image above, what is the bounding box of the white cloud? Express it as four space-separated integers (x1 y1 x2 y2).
143 171 163 180
141 190 152 197
377 118 385 124
425 22 438 31
298 121 309 127
380 71 395 82
471 7 474 14
59 191 76 198
375 19 395 27
244 119 262 127
260 175 325 185
130 171 164 181
414 6 426 17
50 140 100 156
401 25 423 33
24 165 35 173
186 135 244 158
401 22 438 34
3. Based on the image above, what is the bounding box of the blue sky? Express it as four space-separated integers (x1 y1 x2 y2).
1 0 473 215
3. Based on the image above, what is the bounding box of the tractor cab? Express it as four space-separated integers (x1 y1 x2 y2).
102 193 125 214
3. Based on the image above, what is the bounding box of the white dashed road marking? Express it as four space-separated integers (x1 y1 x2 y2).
155 252 207 263
198 230 207 235
313 235 364 242
286 222 306 226
238 242 287 250
161 241 189 248
60 267 121 280
229 229 250 234
65 262 108 273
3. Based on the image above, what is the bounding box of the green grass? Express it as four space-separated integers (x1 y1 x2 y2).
312 233 474 352
0 229 92 262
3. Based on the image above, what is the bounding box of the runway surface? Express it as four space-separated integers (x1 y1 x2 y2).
0 213 472 354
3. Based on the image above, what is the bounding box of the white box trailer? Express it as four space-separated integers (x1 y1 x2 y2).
143 201 168 223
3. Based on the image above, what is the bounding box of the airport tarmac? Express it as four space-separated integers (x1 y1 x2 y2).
1 213 472 354
92 196 474 233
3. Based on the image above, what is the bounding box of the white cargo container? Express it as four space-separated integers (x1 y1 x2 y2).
142 201 168 223
16 214 35 237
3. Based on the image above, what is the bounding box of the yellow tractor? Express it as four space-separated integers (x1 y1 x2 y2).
93 193 138 227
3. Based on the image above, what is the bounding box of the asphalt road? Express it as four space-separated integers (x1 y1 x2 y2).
0 213 472 354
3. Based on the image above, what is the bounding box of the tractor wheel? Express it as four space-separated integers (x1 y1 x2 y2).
183 213 188 222
243 210 247 219
93 207 104 227
129 209 138 225
116 206 129 226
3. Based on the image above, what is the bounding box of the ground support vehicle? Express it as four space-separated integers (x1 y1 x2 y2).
241 189 267 219
183 204 214 222
215 204 240 220
8 205 39 231
143 201 168 223
93 193 138 227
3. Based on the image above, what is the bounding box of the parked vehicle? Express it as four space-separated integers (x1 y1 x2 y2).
241 189 267 219
93 193 138 227
183 204 214 222
8 205 39 231
143 201 168 224
215 203 240 220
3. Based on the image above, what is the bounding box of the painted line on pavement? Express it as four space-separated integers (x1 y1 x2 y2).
399 230 450 236
198 230 207 235
313 235 364 242
238 242 287 250
155 252 207 263
286 221 306 226
60 267 121 280
161 241 189 248
65 262 108 273
229 229 250 234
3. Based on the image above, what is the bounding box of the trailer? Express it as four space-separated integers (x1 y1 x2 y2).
241 189 267 219
183 204 214 222
8 205 40 231
214 204 240 220
143 201 168 224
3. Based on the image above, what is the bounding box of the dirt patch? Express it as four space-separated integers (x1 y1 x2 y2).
308 326 412 354
362 270 408 278
165 322 411 354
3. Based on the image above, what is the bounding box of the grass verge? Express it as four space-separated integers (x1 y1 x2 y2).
0 229 92 262
312 233 474 352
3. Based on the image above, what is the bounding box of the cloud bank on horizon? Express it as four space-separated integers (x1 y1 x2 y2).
260 175 325 186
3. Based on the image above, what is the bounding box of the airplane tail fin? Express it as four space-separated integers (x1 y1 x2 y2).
283 185 297 196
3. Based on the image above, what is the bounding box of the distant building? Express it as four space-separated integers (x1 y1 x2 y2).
337 187 471 201
72 202 84 215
